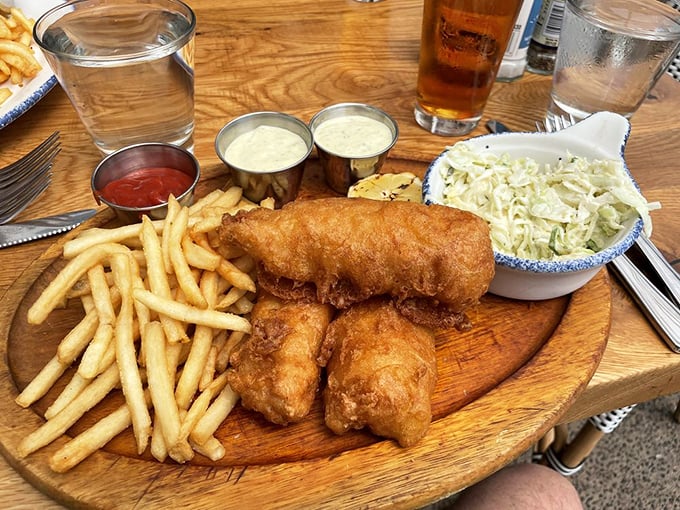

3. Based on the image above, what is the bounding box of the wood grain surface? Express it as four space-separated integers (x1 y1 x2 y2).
0 0 679 507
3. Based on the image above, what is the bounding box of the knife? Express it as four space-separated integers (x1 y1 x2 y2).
485 119 512 134
0 209 97 249
608 254 680 352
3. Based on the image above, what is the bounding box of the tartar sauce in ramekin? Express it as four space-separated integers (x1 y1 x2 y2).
313 115 393 157
225 125 308 172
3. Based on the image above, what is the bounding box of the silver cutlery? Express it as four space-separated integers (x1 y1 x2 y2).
635 232 680 309
0 132 60 225
608 255 680 352
0 209 96 249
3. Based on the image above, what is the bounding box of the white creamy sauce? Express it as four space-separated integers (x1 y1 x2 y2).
224 125 308 172
314 115 393 157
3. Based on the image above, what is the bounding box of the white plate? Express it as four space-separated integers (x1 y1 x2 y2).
0 0 64 129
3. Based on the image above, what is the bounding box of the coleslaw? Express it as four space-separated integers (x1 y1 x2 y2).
437 142 659 261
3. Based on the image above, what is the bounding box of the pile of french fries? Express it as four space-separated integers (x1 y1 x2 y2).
0 5 42 105
15 186 272 472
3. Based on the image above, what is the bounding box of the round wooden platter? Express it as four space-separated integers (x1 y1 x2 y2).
0 159 611 509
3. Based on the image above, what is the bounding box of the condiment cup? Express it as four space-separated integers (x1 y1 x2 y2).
215 111 314 208
91 142 200 224
309 103 399 194
423 111 646 300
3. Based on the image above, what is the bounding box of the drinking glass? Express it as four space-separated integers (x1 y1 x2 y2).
547 0 680 122
34 0 196 154
414 0 523 136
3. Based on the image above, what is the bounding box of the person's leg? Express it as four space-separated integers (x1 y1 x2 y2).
452 463 583 510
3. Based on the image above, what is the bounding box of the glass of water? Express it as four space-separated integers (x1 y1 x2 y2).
546 0 680 122
34 0 196 154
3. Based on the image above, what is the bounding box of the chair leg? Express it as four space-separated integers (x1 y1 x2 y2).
674 399 680 423
543 405 636 476
533 423 569 462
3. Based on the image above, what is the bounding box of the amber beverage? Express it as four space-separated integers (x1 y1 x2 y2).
414 0 523 136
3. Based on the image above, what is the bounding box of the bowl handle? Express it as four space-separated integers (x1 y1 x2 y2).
560 112 631 160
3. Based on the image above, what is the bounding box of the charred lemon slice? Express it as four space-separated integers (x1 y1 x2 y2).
347 172 423 202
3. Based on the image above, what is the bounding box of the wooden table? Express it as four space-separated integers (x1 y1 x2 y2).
1 0 679 507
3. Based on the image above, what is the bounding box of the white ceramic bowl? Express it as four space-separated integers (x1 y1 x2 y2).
423 111 645 300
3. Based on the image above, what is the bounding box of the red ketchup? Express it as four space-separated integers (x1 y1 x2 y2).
98 167 193 208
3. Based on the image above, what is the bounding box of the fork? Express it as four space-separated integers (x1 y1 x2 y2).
0 132 60 225
537 115 680 352
535 114 575 133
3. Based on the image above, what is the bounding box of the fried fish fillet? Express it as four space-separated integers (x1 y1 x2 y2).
219 197 494 329
227 292 334 425
318 298 438 447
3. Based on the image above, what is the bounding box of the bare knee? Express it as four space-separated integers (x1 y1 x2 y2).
452 463 583 510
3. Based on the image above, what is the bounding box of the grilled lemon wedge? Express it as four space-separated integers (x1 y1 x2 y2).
347 172 423 202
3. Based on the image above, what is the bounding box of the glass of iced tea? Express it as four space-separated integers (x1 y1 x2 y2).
414 0 523 136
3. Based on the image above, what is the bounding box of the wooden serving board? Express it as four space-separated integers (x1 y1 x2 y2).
0 159 611 509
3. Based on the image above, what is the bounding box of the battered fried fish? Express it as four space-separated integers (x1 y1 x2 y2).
318 298 438 447
227 292 334 425
219 197 494 329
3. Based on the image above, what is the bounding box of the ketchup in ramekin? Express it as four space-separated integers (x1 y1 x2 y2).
97 167 194 208
91 143 200 223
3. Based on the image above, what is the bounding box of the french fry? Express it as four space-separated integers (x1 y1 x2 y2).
56 308 100 363
49 391 152 473
208 186 243 210
111 253 151 455
161 195 181 273
27 243 130 324
176 372 228 449
87 264 116 324
198 345 218 391
131 262 151 333
216 258 256 293
216 287 248 311
200 267 221 308
143 321 183 459
50 402 132 473
140 216 188 343
189 214 223 236
181 236 221 271
150 412 168 462
44 372 90 420
9 7 34 33
17 364 120 458
0 36 40 79
260 196 276 210
14 356 69 408
133 289 251 333
78 323 114 380
0 45 39 73
57 288 121 363
63 222 163 259
226 295 254 315
187 188 224 216
214 242 246 260
175 325 213 410
79 293 95 313
189 435 225 462
190 383 240 446
0 18 11 40
216 330 246 373
167 409 194 463
169 206 207 308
